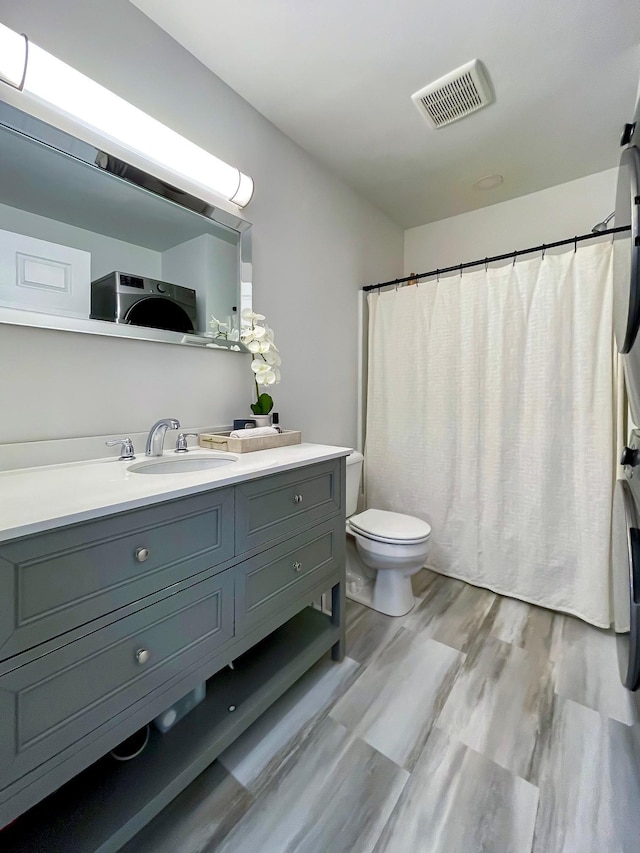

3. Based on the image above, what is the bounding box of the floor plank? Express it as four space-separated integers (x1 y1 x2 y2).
345 599 408 666
374 727 539 853
490 595 564 661
532 698 640 853
437 635 555 780
405 575 496 652
555 616 639 725
215 717 408 853
331 629 464 770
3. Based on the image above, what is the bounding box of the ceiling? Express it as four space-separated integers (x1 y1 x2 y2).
131 0 640 229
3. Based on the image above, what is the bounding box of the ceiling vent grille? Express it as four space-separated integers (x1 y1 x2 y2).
411 60 493 128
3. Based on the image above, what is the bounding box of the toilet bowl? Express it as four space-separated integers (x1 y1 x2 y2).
345 453 432 617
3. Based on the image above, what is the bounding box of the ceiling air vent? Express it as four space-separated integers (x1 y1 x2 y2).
411 59 493 129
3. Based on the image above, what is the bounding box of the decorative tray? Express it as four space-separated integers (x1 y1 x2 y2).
199 429 302 454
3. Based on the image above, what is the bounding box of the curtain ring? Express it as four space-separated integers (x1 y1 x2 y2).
574 236 578 253
437 269 440 282
459 263 463 278
541 245 546 260
485 257 489 273
512 251 517 267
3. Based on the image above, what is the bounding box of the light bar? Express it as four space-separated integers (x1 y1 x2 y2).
0 23 27 89
0 22 253 207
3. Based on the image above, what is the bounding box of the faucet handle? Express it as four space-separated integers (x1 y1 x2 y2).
106 438 136 460
175 433 199 453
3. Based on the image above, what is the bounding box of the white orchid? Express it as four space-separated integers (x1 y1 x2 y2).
262 349 281 366
246 339 271 354
241 309 281 415
252 362 277 385
209 314 239 341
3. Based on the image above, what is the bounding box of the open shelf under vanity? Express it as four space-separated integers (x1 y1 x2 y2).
2 607 340 853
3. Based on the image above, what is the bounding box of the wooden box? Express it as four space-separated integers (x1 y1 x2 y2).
199 430 302 454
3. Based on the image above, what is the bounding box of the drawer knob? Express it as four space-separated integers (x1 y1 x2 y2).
293 494 303 504
135 648 150 665
293 561 302 573
135 547 150 562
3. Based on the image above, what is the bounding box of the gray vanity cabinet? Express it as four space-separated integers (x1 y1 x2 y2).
0 487 235 661
236 519 342 632
0 456 346 850
235 458 342 552
0 571 234 791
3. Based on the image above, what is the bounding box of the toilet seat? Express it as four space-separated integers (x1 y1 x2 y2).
348 509 431 544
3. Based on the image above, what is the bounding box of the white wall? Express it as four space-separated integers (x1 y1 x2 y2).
0 202 162 282
161 234 238 333
0 0 403 446
405 168 617 275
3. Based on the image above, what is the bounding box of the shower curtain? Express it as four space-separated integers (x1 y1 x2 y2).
365 241 615 627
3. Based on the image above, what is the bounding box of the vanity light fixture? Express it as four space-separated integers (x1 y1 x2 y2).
0 22 254 207
0 22 27 89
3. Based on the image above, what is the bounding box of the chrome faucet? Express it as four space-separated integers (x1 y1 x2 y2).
145 418 181 457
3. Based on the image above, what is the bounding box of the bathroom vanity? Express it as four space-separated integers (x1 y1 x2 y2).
0 444 348 851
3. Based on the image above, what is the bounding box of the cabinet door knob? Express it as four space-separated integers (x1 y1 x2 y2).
135 547 150 562
293 561 302 572
135 648 150 665
293 494 303 503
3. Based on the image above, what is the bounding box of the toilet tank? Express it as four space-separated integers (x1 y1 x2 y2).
345 451 364 517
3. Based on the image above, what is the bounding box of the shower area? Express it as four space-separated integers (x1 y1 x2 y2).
362 225 624 628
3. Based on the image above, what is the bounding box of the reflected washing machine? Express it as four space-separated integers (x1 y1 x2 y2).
90 272 198 333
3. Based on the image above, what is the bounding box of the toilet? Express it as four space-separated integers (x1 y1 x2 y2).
345 451 432 617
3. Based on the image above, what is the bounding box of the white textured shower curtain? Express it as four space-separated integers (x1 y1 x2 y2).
365 242 615 627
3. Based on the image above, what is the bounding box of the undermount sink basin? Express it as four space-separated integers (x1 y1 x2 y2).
128 455 237 475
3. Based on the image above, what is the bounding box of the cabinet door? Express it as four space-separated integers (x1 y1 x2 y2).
235 459 343 554
236 518 344 633
0 571 233 792
0 488 234 661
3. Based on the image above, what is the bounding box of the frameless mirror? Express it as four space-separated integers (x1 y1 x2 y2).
0 100 252 350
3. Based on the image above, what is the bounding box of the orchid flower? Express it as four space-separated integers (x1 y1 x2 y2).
209 314 239 341
241 309 282 414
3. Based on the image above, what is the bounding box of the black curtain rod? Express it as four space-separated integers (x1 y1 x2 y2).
362 225 630 292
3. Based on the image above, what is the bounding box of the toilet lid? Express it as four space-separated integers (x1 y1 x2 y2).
348 509 431 543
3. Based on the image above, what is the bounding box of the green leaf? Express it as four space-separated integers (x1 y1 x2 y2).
251 393 273 414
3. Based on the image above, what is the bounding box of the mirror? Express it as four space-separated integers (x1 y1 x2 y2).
0 100 252 350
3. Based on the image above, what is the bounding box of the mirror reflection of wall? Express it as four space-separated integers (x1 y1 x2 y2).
0 100 249 348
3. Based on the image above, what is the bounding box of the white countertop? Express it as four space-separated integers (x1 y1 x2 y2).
0 443 352 543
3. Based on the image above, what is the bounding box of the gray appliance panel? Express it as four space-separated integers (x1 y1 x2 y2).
614 428 640 690
614 145 640 354
618 116 640 423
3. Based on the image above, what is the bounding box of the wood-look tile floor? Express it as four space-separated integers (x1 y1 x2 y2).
124 570 640 853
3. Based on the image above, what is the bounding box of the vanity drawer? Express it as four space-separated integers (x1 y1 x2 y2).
235 459 343 553
0 570 233 792
236 517 344 633
0 488 234 662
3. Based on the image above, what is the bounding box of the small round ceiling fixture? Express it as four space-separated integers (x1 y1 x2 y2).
473 174 504 191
